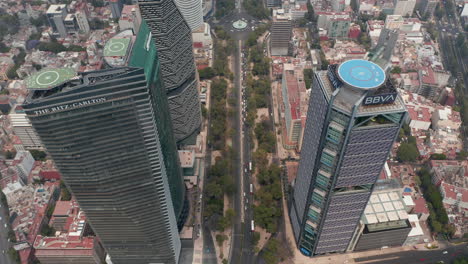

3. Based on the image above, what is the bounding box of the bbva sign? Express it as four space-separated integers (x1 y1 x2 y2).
363 93 397 106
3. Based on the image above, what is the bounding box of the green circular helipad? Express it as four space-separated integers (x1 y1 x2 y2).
26 68 77 90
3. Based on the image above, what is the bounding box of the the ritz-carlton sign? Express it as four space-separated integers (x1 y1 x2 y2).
33 97 107 115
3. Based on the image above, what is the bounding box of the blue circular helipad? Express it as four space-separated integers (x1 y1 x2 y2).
337 60 386 90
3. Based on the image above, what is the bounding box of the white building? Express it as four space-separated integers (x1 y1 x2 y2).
393 0 416 16
75 10 90 33
14 151 35 183
119 5 142 34
192 23 212 48
10 112 42 149
174 0 204 31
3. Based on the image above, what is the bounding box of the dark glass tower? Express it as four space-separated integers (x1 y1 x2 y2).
290 60 407 256
138 0 202 143
22 22 183 264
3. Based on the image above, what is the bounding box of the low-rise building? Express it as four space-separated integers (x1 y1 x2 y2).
406 105 431 130
353 186 411 251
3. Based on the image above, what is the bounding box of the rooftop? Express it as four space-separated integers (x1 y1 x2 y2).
25 68 77 90
337 59 386 90
103 30 135 67
363 189 408 225
178 150 195 168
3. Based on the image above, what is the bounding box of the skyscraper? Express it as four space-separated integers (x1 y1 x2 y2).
290 60 406 256
174 0 204 31
393 0 416 16
23 22 183 264
139 0 202 143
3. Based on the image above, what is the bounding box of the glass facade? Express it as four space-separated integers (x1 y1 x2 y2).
23 24 183 264
291 65 406 256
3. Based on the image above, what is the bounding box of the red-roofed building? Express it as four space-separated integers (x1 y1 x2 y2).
440 182 468 210
281 65 309 151
406 105 431 130
348 24 361 39
413 197 430 221
39 171 61 181
34 236 105 264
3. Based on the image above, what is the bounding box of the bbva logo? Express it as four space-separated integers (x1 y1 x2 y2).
363 93 396 106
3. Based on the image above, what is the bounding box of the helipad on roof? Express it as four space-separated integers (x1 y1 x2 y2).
337 59 386 90
26 68 77 90
104 37 131 57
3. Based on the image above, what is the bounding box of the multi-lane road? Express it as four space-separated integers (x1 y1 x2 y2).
354 244 468 264
0 202 14 264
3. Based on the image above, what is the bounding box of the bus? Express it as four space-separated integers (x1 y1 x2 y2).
250 183 253 194
251 220 255 231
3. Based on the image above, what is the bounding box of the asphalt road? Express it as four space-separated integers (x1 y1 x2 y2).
0 203 14 264
206 0 260 263
354 244 468 264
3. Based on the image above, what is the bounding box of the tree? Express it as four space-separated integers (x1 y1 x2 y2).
262 238 280 264
457 150 468 160
216 234 228 247
396 143 419 162
0 41 9 52
430 153 447 160
40 224 56 236
46 204 55 218
6 65 18 79
199 67 216 79
30 14 47 27
89 0 105 7
306 1 316 22
37 41 67 53
67 45 86 52
5 150 15 159
303 69 313 89
431 219 443 233
29 149 47 161
391 66 402 74
252 231 261 246
453 256 468 264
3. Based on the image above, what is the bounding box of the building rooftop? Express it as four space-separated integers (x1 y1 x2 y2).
53 201 73 216
46 4 66 15
25 68 77 90
363 189 408 225
413 197 429 215
103 30 135 67
178 150 195 168
337 59 386 90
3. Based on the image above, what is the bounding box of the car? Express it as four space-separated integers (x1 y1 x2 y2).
243 192 246 197
4 223 6 228
443 251 448 254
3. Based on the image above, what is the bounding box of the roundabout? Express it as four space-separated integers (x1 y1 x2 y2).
232 20 247 30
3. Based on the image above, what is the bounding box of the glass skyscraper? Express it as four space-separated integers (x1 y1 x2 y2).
139 0 202 143
22 22 183 264
290 60 407 256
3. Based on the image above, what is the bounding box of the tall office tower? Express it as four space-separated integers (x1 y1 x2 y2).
174 0 203 31
22 22 184 264
419 0 438 18
374 28 399 62
271 17 292 56
46 4 68 38
109 0 124 18
139 0 202 143
9 111 42 149
393 0 416 16
290 59 406 257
